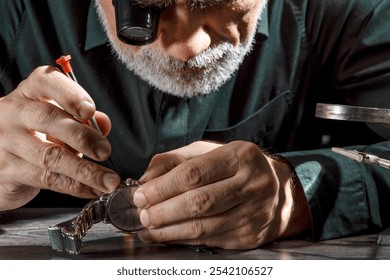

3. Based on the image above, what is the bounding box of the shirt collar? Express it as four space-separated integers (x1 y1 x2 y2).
84 3 269 51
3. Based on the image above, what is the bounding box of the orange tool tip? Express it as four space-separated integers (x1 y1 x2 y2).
55 55 73 73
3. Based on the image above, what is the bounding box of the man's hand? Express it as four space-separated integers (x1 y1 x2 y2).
133 141 311 249
0 66 120 211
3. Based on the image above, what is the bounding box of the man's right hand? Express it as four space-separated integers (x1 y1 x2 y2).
0 66 120 211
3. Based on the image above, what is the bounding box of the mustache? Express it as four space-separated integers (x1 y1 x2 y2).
139 42 239 70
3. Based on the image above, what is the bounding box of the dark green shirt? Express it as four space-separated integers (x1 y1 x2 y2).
1 0 390 241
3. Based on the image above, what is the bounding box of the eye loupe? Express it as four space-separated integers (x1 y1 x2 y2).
113 0 161 45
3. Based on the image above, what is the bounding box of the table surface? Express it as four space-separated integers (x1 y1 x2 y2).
0 208 389 260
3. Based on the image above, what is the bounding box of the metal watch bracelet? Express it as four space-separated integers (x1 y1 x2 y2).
48 179 139 255
48 198 105 255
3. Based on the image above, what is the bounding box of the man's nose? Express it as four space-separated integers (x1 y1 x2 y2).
157 5 212 62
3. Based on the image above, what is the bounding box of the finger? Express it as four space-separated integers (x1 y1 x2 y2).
167 226 269 250
138 215 233 245
94 111 111 137
18 66 96 120
0 153 102 198
166 141 223 159
140 153 187 182
176 208 282 249
134 145 238 208
138 203 275 250
5 130 119 193
139 178 246 227
46 134 83 158
139 175 274 232
15 100 110 161
140 141 223 182
137 205 263 248
46 100 111 137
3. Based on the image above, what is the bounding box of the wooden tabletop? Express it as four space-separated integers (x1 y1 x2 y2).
0 208 389 260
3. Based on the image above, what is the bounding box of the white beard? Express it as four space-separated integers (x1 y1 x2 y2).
95 3 264 98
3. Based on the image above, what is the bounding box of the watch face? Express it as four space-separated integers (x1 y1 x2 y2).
106 183 143 232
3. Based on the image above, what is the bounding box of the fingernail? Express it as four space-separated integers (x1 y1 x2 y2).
92 189 103 197
94 140 111 160
103 173 120 192
140 209 150 227
78 100 95 120
139 173 148 183
134 189 147 208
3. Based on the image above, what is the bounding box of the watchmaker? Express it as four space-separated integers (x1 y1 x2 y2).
1 0 390 249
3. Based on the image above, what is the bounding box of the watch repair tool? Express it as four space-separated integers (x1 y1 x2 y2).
331 147 390 169
113 0 161 45
56 55 119 174
48 179 142 255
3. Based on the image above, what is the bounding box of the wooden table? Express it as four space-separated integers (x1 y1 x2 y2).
0 208 389 260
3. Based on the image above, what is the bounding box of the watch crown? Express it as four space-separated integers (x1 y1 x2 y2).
124 178 141 186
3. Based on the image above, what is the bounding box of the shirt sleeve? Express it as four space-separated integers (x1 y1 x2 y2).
281 142 390 241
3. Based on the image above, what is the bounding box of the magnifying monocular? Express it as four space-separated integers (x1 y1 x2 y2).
113 0 161 45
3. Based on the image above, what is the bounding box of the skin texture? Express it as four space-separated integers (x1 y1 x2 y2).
133 141 311 249
0 66 120 211
0 0 312 249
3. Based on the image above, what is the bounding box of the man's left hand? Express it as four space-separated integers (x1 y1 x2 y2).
133 140 311 249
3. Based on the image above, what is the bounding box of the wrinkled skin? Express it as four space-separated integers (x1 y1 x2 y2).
1 0 312 250
0 66 120 211
134 141 311 249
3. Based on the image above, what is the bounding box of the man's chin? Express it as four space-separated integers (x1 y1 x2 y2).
143 77 223 98
128 65 228 98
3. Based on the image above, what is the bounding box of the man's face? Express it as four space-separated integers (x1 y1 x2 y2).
95 0 267 97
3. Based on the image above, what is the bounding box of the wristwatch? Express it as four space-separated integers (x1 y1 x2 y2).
48 178 143 255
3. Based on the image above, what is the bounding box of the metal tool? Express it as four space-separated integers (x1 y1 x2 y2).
331 147 390 169
56 55 119 174
331 145 390 245
316 103 390 124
